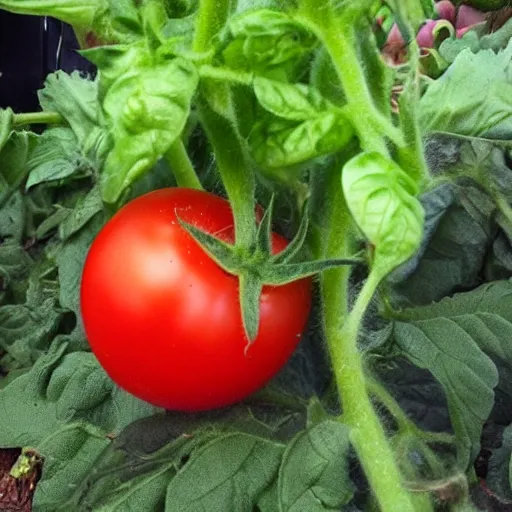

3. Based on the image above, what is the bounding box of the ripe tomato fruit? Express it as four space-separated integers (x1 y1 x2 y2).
80 188 312 411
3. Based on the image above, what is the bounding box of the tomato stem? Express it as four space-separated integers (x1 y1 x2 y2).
368 378 455 446
323 268 424 512
394 36 430 186
13 112 63 127
317 164 420 510
307 7 432 512
307 16 390 156
319 175 352 330
192 0 231 55
193 0 256 250
197 86 257 250
165 139 203 190
198 65 253 86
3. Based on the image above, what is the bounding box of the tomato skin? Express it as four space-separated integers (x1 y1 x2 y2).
80 188 312 411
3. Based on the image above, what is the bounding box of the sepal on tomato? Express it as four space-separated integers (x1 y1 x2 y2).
179 209 361 343
271 202 310 265
239 271 264 344
261 258 361 286
255 194 274 257
175 215 241 274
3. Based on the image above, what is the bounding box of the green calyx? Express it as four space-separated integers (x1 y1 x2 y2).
178 197 360 342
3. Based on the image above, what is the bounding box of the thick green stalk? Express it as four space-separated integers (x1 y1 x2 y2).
320 171 353 330
165 139 203 190
319 22 390 157
193 0 255 249
306 7 429 511
192 0 232 54
323 269 419 511
314 165 419 509
13 112 62 127
395 39 429 187
197 87 257 249
198 65 253 86
401 0 429 32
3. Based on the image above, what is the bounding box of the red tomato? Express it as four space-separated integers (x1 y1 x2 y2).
80 188 312 411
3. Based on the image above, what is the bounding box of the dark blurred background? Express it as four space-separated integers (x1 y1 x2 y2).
0 11 94 112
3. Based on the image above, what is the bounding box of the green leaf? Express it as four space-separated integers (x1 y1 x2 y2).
388 180 496 306
36 208 72 240
254 78 339 121
38 71 108 160
392 280 512 467
249 78 353 168
439 18 512 64
140 0 168 50
62 423 211 511
226 9 311 50
0 294 62 373
220 9 317 80
464 0 510 9
342 152 424 276
26 128 93 189
56 213 105 315
33 423 110 512
81 44 146 94
0 192 25 242
91 49 199 202
0 0 99 29
165 0 197 18
24 187 56 239
0 131 38 204
64 403 303 511
419 47 450 79
160 13 196 54
487 422 512 504
39 72 98 142
70 457 173 512
91 0 143 44
373 356 451 434
250 112 353 168
165 433 284 511
256 481 279 512
0 238 32 294
392 134 512 305
394 319 496 469
486 232 512 282
278 420 354 511
58 186 104 241
420 40 512 138
0 340 159 510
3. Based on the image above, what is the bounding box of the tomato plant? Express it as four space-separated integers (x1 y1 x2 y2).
80 188 312 411
3 0 512 511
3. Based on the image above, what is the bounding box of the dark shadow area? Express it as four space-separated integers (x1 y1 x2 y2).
0 12 95 112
